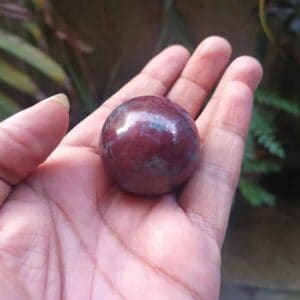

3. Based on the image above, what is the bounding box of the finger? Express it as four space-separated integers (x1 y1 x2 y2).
63 45 190 148
197 56 263 135
0 94 69 195
180 80 261 247
167 36 231 117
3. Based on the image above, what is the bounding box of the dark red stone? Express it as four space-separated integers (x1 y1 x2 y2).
100 96 200 196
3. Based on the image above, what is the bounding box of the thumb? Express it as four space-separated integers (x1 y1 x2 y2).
0 94 70 186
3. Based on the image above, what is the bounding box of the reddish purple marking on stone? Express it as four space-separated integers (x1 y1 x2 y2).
100 95 200 196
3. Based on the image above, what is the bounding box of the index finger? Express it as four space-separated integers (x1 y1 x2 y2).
63 45 190 149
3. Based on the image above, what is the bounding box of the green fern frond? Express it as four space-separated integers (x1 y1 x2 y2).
239 178 275 206
251 108 285 158
253 131 285 158
244 132 256 160
242 159 281 174
256 89 300 116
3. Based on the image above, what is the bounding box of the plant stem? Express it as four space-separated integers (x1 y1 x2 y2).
258 0 274 43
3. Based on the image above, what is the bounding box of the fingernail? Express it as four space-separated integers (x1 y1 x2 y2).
44 94 70 111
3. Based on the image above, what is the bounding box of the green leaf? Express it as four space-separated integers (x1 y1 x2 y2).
256 89 300 116
0 30 67 83
64 59 96 112
23 21 43 41
239 178 275 206
0 91 21 120
242 159 281 174
0 58 38 95
251 108 285 158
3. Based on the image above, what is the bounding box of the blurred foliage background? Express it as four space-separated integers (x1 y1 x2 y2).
0 0 299 206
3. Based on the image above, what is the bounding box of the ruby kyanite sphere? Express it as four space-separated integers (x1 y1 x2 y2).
100 95 200 196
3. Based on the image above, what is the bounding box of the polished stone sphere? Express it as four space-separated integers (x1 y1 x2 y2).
100 95 200 196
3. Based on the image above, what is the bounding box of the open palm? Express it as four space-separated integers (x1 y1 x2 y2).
0 37 262 300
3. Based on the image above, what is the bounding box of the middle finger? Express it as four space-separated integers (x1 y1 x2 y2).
167 36 232 118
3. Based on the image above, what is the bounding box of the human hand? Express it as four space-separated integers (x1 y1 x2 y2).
0 37 262 300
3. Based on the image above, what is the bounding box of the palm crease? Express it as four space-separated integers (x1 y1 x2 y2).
0 37 262 300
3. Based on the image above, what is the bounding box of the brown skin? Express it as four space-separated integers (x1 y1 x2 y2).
0 37 262 300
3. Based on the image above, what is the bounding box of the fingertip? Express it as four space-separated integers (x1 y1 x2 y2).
198 36 232 58
142 44 190 89
196 55 262 135
229 56 263 91
148 44 190 66
43 93 70 111
162 44 191 59
38 94 70 136
182 36 232 89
